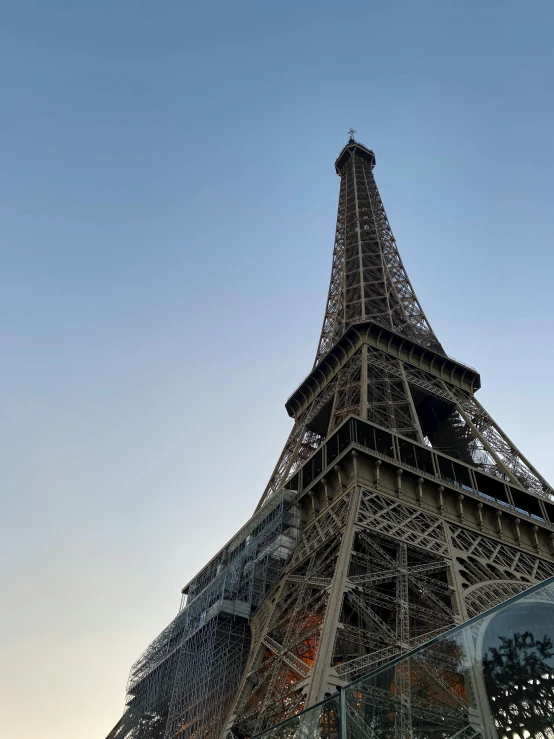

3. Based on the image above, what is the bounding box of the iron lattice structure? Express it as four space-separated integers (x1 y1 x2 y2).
106 137 554 739
106 492 300 739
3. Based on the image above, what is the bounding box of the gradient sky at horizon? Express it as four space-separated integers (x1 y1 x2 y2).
2 2 554 737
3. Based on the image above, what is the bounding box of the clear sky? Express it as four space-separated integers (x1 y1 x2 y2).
2 1 554 737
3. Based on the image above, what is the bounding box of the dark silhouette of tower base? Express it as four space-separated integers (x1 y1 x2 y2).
105 137 554 739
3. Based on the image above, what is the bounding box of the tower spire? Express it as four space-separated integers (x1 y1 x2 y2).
315 136 443 367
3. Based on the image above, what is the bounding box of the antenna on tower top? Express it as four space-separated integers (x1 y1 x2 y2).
347 127 357 141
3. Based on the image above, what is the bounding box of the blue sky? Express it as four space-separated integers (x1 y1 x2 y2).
1 2 554 737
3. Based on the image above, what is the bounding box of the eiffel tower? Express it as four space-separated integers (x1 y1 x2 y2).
105 135 554 739
224 135 554 736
